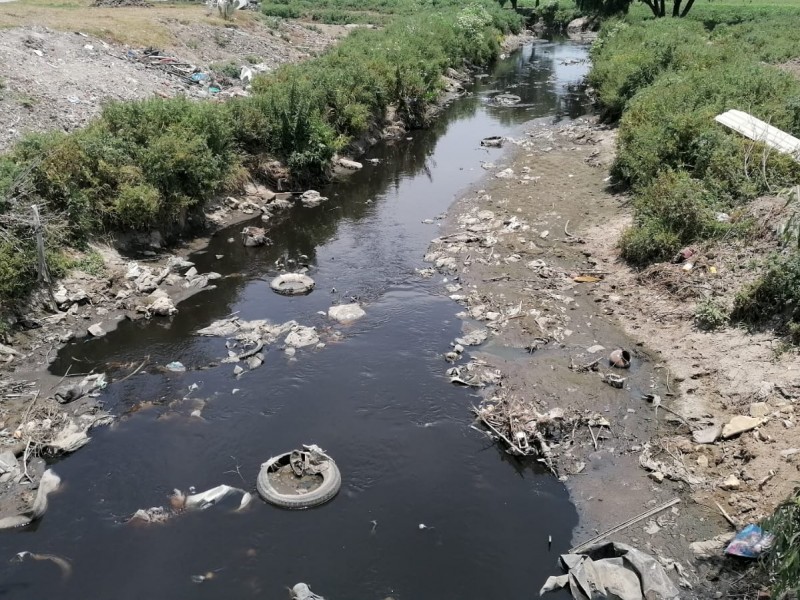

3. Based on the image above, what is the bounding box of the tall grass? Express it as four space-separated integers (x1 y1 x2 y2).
589 16 800 266
0 0 522 309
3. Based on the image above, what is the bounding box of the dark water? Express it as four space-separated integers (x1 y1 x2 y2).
0 41 590 599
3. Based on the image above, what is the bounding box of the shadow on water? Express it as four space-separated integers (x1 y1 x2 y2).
0 40 591 599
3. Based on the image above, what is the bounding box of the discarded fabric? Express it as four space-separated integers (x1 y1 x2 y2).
539 541 680 600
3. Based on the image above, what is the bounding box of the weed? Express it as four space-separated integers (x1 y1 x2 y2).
694 298 728 331
762 488 800 599
732 253 800 329
69 250 106 277
211 60 241 78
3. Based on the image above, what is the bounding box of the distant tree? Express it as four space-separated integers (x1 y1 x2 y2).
574 0 698 18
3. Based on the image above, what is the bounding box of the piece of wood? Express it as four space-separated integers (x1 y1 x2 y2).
715 500 739 529
570 497 681 553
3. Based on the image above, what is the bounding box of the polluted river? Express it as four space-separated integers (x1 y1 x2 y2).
1 40 593 599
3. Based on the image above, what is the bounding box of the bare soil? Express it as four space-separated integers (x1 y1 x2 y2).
0 6 344 150
429 117 798 596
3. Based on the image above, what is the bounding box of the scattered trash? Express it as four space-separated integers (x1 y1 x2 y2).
639 443 703 486
241 226 269 247
608 348 631 369
271 274 315 296
481 136 504 148
240 65 254 83
725 524 775 558
495 168 515 179
573 274 601 283
285 326 320 349
165 361 186 372
328 304 366 323
12 551 72 580
130 484 252 525
490 93 522 106
54 373 107 404
87 323 106 337
0 470 61 530
603 373 626 388
300 190 328 207
690 534 733 559
540 542 681 600
257 445 341 509
291 583 326 600
191 572 217 584
148 296 177 317
455 327 489 347
571 498 681 553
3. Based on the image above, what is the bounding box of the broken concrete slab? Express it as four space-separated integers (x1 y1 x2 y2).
87 323 105 337
721 415 762 439
749 402 770 418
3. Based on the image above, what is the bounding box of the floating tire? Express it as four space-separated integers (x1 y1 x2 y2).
257 451 341 509
270 273 315 296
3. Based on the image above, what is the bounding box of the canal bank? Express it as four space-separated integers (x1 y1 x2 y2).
0 39 594 598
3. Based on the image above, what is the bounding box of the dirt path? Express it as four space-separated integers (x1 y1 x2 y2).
427 117 796 595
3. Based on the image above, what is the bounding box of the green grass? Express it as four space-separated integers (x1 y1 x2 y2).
761 488 800 599
0 0 522 311
589 14 800 265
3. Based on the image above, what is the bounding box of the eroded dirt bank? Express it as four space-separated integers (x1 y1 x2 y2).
428 117 797 596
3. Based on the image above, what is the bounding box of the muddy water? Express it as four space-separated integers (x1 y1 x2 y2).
0 41 590 599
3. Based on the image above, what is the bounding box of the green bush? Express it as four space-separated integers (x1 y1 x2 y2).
619 171 726 264
762 488 800 599
694 298 728 331
732 253 800 327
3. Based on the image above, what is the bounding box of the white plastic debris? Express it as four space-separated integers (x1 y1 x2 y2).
327 304 366 323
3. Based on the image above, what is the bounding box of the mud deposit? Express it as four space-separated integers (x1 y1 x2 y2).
0 41 592 598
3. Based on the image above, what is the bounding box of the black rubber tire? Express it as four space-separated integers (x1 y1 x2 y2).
257 452 341 509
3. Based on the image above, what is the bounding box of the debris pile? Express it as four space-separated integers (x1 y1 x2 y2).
196 316 325 368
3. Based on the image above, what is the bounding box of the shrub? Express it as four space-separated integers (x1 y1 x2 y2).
619 171 724 265
732 253 800 327
761 488 800 599
694 298 728 331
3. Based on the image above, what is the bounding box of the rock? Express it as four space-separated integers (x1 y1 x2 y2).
233 365 244 376
149 296 177 316
0 450 19 474
285 347 296 357
721 415 762 439
587 345 605 354
87 323 105 337
696 455 709 468
184 266 198 278
241 226 269 247
720 474 740 490
780 448 800 458
285 326 319 348
749 402 770 418
693 425 721 445
567 16 591 33
649 471 664 483
328 304 366 323
338 158 363 170
247 355 263 370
